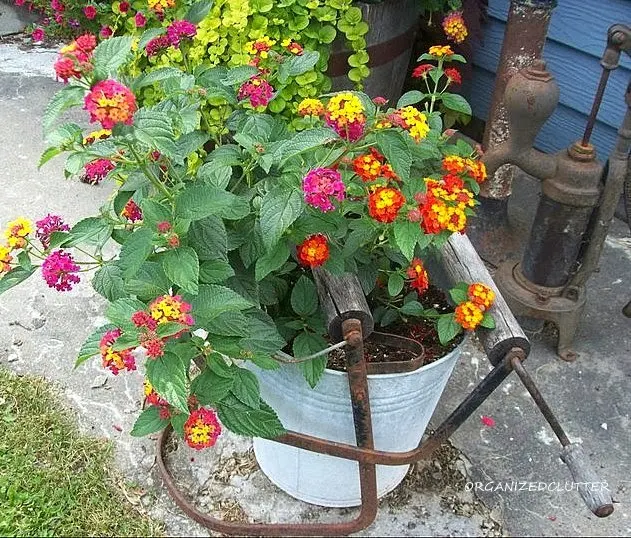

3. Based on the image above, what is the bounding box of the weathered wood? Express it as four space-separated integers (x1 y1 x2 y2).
429 233 530 365
312 268 374 343
560 443 614 517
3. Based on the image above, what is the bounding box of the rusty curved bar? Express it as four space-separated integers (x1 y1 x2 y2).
156 425 379 536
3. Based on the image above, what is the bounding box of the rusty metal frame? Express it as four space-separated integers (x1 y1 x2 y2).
156 318 529 535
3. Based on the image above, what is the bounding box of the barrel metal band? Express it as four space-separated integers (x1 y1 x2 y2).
327 25 417 78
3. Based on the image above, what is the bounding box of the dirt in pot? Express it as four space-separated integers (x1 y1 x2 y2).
327 286 464 373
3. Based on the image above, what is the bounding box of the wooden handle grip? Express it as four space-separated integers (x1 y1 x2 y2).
560 443 614 517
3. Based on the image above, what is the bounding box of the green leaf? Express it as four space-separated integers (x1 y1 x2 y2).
216 396 285 438
124 261 170 300
480 312 496 329
0 267 36 296
139 199 171 227
161 247 199 295
204 311 248 336
166 413 186 438
437 314 463 346
45 122 82 147
64 152 95 179
207 353 236 378
191 368 234 405
318 25 337 43
291 275 318 317
375 130 411 181
357 263 378 295
187 284 252 321
342 220 377 257
231 368 261 409
399 300 424 316
259 186 303 250
380 307 399 327
177 131 210 157
145 351 190 413
449 287 468 304
175 185 249 221
92 36 133 79
397 90 424 108
240 114 275 143
440 93 472 116
293 332 328 388
185 0 214 23
75 324 115 368
388 273 405 297
105 297 146 330
393 220 422 262
64 217 112 248
133 109 178 161
277 50 320 83
255 241 290 281
273 127 338 164
156 322 188 338
221 65 260 86
199 259 235 284
249 353 280 370
17 251 32 271
133 67 182 90
206 144 243 166
42 85 85 132
130 406 170 437
188 216 227 260
240 311 286 354
38 146 63 168
110 332 140 352
197 162 232 189
93 264 128 302
118 227 154 279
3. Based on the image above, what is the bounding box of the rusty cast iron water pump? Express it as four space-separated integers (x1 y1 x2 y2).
481 25 631 361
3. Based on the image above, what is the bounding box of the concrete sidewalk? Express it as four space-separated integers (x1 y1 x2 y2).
0 29 629 538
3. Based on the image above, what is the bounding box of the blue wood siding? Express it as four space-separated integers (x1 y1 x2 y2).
469 0 630 157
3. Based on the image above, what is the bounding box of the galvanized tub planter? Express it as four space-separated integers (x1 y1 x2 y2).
328 0 420 101
251 333 464 507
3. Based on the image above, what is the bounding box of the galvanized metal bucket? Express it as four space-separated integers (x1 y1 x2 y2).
251 340 463 507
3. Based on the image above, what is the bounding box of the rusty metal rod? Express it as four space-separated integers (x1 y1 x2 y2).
581 69 611 147
510 356 570 446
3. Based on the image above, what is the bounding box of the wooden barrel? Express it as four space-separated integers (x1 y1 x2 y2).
328 0 420 102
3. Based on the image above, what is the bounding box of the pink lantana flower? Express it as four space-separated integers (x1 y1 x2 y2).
41 250 80 291
302 167 345 212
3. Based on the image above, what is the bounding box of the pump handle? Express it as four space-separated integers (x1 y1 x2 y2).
560 444 614 517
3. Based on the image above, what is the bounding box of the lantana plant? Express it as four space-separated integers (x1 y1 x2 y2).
0 36 494 450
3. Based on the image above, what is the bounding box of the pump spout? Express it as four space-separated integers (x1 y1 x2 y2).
482 60 560 181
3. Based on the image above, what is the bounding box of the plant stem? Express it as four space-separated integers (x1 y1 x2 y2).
128 145 174 202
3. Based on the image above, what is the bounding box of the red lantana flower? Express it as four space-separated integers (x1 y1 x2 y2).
407 258 430 294
444 67 462 85
184 408 222 450
368 187 406 223
412 63 433 79
297 234 330 268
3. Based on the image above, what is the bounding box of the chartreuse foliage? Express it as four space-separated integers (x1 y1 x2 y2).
0 36 492 445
